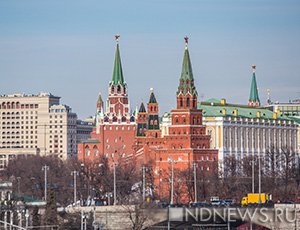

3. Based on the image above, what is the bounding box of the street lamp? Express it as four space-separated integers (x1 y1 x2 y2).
42 165 49 201
251 156 255 194
193 163 197 203
113 162 117 206
168 158 176 205
25 209 29 229
71 170 79 205
142 165 146 202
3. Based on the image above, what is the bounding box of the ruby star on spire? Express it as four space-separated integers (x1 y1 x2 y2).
184 36 189 49
115 34 120 43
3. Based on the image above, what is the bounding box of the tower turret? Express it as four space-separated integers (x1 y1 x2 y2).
96 93 104 112
248 65 260 107
177 36 198 109
147 88 160 138
136 102 148 137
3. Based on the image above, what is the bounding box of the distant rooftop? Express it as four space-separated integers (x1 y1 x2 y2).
80 139 100 144
0 92 60 99
199 99 294 121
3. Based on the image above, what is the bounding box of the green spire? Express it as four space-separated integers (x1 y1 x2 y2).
177 36 197 96
111 35 124 86
249 65 260 104
149 88 157 104
97 93 103 104
139 102 146 113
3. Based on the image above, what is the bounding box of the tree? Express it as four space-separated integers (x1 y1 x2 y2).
44 188 58 226
2 155 76 206
31 206 41 227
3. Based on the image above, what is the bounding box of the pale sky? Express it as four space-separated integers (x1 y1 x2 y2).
0 0 299 119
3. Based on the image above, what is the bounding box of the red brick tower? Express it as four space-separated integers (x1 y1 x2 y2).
146 89 161 139
78 36 136 165
152 37 218 203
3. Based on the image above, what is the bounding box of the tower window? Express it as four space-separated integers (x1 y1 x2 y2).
117 85 121 93
186 98 190 107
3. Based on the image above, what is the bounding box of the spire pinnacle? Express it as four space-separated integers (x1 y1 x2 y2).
149 88 157 104
139 102 146 113
111 35 124 86
97 93 103 104
115 34 120 44
248 64 260 107
184 36 189 50
177 36 197 97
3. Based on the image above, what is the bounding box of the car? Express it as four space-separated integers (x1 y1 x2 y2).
211 200 227 206
190 201 211 207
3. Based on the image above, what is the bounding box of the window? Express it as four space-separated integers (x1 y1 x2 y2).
186 97 190 107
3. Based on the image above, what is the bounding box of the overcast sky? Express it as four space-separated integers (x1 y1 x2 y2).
0 0 299 119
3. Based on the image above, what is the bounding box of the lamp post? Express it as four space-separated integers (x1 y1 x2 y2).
71 170 79 205
168 158 176 205
193 163 197 203
25 209 29 230
142 165 146 202
113 163 117 206
42 165 49 201
252 156 255 193
258 154 262 204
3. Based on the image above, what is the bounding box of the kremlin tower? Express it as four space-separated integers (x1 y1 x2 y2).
133 37 218 203
248 65 261 107
78 36 136 164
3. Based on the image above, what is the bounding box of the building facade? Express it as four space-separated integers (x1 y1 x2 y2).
77 36 136 165
0 93 77 168
76 119 94 145
267 99 300 155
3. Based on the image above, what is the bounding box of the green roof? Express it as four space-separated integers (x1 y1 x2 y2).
139 102 146 113
177 46 197 96
111 43 125 86
198 101 292 121
149 91 157 104
14 195 44 203
80 139 100 144
249 72 260 103
289 116 300 124
205 98 221 104
97 93 103 104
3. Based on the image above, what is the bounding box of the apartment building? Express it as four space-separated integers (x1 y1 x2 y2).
0 93 77 169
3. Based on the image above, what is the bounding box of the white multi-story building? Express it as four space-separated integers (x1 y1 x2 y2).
0 93 77 168
267 99 300 154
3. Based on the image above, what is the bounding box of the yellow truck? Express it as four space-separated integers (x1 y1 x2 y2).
241 193 272 206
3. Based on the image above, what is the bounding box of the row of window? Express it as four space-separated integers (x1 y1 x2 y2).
0 103 39 109
103 126 136 131
0 145 37 149
1 140 37 144
103 116 135 122
1 111 38 115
